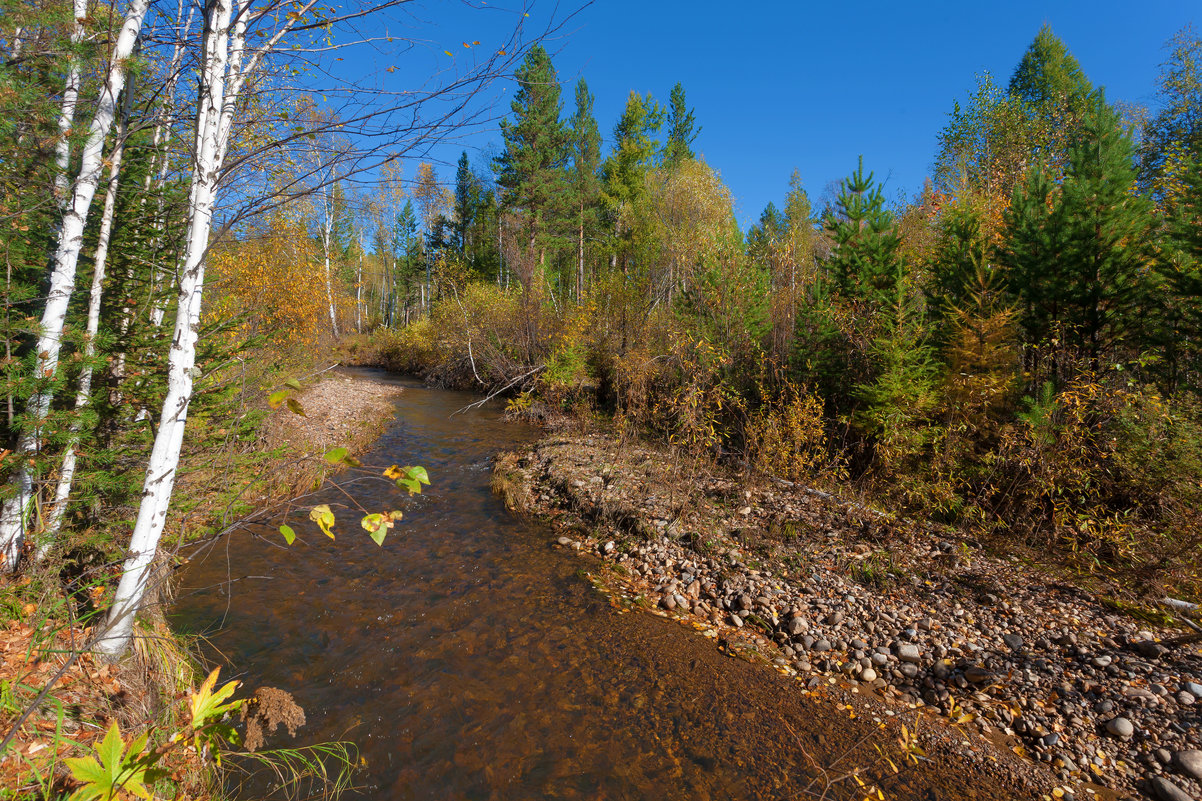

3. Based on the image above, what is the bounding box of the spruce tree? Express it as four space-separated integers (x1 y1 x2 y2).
494 45 569 272
453 150 477 257
662 82 700 168
1008 24 1093 114
566 78 601 301
1001 92 1155 375
824 156 903 306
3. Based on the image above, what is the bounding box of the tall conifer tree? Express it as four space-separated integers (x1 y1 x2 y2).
662 82 700 168
566 78 601 301
494 45 568 274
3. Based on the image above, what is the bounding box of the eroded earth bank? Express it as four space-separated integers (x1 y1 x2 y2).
494 431 1202 801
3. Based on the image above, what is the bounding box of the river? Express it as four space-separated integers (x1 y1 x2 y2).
171 370 996 801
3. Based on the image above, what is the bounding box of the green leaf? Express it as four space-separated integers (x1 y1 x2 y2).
65 721 154 801
322 447 360 467
267 389 291 409
396 477 420 495
309 504 336 538
285 397 307 417
284 378 302 390
279 524 296 545
403 465 431 486
360 512 394 545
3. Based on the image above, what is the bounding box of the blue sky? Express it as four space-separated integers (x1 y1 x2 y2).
350 1 1197 228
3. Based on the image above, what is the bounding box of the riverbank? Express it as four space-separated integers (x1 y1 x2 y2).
0 368 402 798
495 430 1202 801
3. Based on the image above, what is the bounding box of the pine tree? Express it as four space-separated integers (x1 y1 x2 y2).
927 196 993 344
1001 92 1155 378
1156 149 1202 390
566 78 601 301
824 156 902 306
493 45 569 277
1008 24 1093 114
1057 92 1155 363
661 82 700 168
602 91 664 209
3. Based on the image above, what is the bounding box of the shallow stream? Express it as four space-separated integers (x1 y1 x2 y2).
172 369 989 801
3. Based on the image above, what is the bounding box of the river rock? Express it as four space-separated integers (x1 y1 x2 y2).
1136 640 1168 659
1184 681 1202 698
1002 633 1024 651
860 667 877 682
894 642 921 663
1175 750 1202 781
787 617 807 636
1105 717 1134 738
964 666 994 684
1149 776 1195 801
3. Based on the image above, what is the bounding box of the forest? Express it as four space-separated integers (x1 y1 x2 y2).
354 26 1202 600
1 0 1201 797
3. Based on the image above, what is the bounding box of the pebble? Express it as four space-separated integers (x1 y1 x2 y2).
964 666 994 685
1149 776 1195 801
524 434 1202 801
1105 717 1134 738
1176 750 1202 781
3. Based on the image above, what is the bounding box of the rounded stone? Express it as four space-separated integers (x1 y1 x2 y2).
1105 717 1134 738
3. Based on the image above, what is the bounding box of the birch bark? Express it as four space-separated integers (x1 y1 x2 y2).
41 78 136 557
0 0 153 571
53 0 89 207
98 0 321 657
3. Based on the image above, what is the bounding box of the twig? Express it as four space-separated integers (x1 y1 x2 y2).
449 283 483 386
450 365 544 417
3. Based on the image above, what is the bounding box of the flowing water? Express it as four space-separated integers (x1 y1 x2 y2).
172 370 993 801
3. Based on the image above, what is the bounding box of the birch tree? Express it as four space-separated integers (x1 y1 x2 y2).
95 0 548 658
0 0 152 571
41 75 138 557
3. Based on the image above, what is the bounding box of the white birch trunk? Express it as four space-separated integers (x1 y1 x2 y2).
112 2 194 399
322 200 339 336
41 79 135 558
53 0 89 207
0 0 152 571
96 0 234 658
98 0 321 657
356 251 362 332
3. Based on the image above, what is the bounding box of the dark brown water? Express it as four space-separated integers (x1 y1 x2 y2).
171 370 996 801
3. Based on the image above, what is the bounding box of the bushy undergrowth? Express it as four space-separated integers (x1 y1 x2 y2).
357 277 1202 601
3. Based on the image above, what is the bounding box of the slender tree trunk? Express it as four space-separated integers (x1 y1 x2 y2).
43 81 135 558
356 251 363 332
577 206 584 303
53 0 89 207
114 0 193 396
99 0 307 657
0 0 152 571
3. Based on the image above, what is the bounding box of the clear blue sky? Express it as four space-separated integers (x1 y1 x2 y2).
350 0 1197 228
